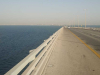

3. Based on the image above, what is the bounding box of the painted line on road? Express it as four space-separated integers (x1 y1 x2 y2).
68 29 100 58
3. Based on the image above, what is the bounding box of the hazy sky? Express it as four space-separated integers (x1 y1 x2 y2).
0 0 100 25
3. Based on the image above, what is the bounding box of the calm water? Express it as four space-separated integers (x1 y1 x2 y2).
0 25 62 75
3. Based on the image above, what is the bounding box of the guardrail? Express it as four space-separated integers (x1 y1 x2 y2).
5 27 63 75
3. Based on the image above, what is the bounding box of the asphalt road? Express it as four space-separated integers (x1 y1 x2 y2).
69 28 100 54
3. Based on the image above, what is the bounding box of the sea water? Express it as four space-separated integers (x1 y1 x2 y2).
0 25 62 75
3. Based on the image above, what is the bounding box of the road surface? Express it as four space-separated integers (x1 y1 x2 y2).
69 28 100 54
31 27 100 75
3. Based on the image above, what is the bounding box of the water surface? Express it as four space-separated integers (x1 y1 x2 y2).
0 25 61 75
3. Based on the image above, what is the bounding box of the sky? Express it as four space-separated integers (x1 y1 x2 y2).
0 0 100 25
